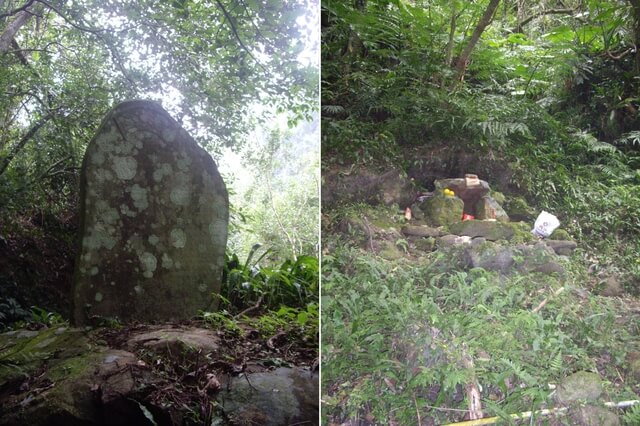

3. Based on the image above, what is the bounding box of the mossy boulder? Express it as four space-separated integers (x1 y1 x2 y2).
421 195 464 226
549 228 572 240
503 196 536 221
554 371 603 405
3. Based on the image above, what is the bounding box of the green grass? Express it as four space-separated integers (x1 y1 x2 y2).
321 244 640 424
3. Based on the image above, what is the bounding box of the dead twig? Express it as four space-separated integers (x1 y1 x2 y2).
234 293 264 319
532 287 565 313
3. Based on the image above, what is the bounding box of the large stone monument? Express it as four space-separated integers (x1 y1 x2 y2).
73 100 228 325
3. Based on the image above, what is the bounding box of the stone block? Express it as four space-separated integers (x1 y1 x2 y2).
73 101 228 324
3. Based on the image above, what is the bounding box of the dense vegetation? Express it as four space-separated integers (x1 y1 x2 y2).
0 0 319 328
321 0 640 424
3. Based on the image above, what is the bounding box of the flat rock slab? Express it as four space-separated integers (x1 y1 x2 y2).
401 225 443 238
218 367 319 426
127 326 220 357
73 100 228 325
449 220 515 241
545 239 578 256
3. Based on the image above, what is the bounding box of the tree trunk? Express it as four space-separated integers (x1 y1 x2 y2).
516 0 526 32
453 0 501 84
0 9 33 53
444 3 458 67
0 113 52 177
629 0 640 74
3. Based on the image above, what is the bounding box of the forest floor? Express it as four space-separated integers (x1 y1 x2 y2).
321 203 640 425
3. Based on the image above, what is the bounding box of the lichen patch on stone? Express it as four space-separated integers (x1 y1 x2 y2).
170 228 186 248
112 156 138 180
130 184 149 211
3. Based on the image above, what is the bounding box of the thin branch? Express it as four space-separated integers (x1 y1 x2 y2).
213 0 268 72
514 8 575 32
35 0 104 34
0 113 53 177
0 0 35 19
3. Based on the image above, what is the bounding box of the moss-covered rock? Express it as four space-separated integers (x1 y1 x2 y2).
503 196 536 222
448 220 515 241
549 228 572 240
554 371 603 405
421 195 464 227
475 196 509 222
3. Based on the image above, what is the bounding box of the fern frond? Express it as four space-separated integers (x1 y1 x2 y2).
322 105 346 115
615 130 640 147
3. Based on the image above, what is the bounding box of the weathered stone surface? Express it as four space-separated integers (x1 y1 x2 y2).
448 220 515 241
571 405 619 426
73 100 228 325
434 178 490 214
549 228 572 240
0 326 149 426
554 371 603 405
421 195 464 226
465 242 515 274
461 241 565 276
413 237 436 252
401 225 443 238
503 196 536 222
437 234 471 248
126 326 220 358
545 239 578 256
600 277 624 297
218 367 319 426
321 165 415 208
475 196 509 222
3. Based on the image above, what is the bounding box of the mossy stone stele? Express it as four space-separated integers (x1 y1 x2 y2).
422 195 464 226
73 100 228 325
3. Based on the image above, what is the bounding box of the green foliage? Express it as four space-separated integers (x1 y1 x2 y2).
221 247 318 313
321 245 639 424
0 298 29 326
228 118 319 263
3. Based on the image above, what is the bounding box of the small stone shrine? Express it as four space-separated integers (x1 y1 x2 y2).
73 100 228 325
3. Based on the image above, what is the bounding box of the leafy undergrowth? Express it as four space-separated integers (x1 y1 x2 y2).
321 215 640 425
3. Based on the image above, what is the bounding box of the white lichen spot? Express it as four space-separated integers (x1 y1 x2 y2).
130 184 149 211
112 156 137 180
198 283 207 292
139 252 157 275
153 163 173 182
170 187 190 206
148 235 159 245
90 266 99 276
143 271 153 278
161 253 173 269
110 281 115 286
134 285 143 294
208 219 227 246
170 228 186 248
95 292 103 302
175 260 182 269
120 204 137 217
176 154 192 171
